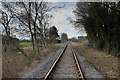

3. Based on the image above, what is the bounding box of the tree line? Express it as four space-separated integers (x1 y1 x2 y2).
0 2 64 54
73 2 120 57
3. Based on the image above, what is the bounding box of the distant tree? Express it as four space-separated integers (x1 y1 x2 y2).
49 26 59 43
61 33 68 41
70 37 78 42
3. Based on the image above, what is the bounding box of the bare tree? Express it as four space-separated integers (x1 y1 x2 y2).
0 9 13 37
0 5 15 53
1 1 64 55
1 2 59 54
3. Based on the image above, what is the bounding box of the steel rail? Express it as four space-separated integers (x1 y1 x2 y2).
72 48 85 80
43 44 68 80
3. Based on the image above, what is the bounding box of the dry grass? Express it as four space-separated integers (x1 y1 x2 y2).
2 42 62 78
72 42 118 79
2 52 32 78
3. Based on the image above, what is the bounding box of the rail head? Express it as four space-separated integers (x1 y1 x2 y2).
72 48 85 80
43 44 68 80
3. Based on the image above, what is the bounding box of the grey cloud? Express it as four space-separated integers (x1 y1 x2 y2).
51 2 86 38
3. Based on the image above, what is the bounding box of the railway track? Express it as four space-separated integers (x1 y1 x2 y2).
44 43 85 80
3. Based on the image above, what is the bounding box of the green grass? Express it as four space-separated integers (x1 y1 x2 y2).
20 42 32 49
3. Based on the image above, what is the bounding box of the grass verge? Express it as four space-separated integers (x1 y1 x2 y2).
72 42 118 79
2 42 62 78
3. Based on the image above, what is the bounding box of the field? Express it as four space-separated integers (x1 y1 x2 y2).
20 41 32 49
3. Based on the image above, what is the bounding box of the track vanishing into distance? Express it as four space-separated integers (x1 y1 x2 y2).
44 42 85 80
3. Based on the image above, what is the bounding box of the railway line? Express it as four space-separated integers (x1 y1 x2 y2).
44 43 85 80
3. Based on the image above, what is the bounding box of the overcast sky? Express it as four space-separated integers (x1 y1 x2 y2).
0 2 87 39
50 2 86 38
